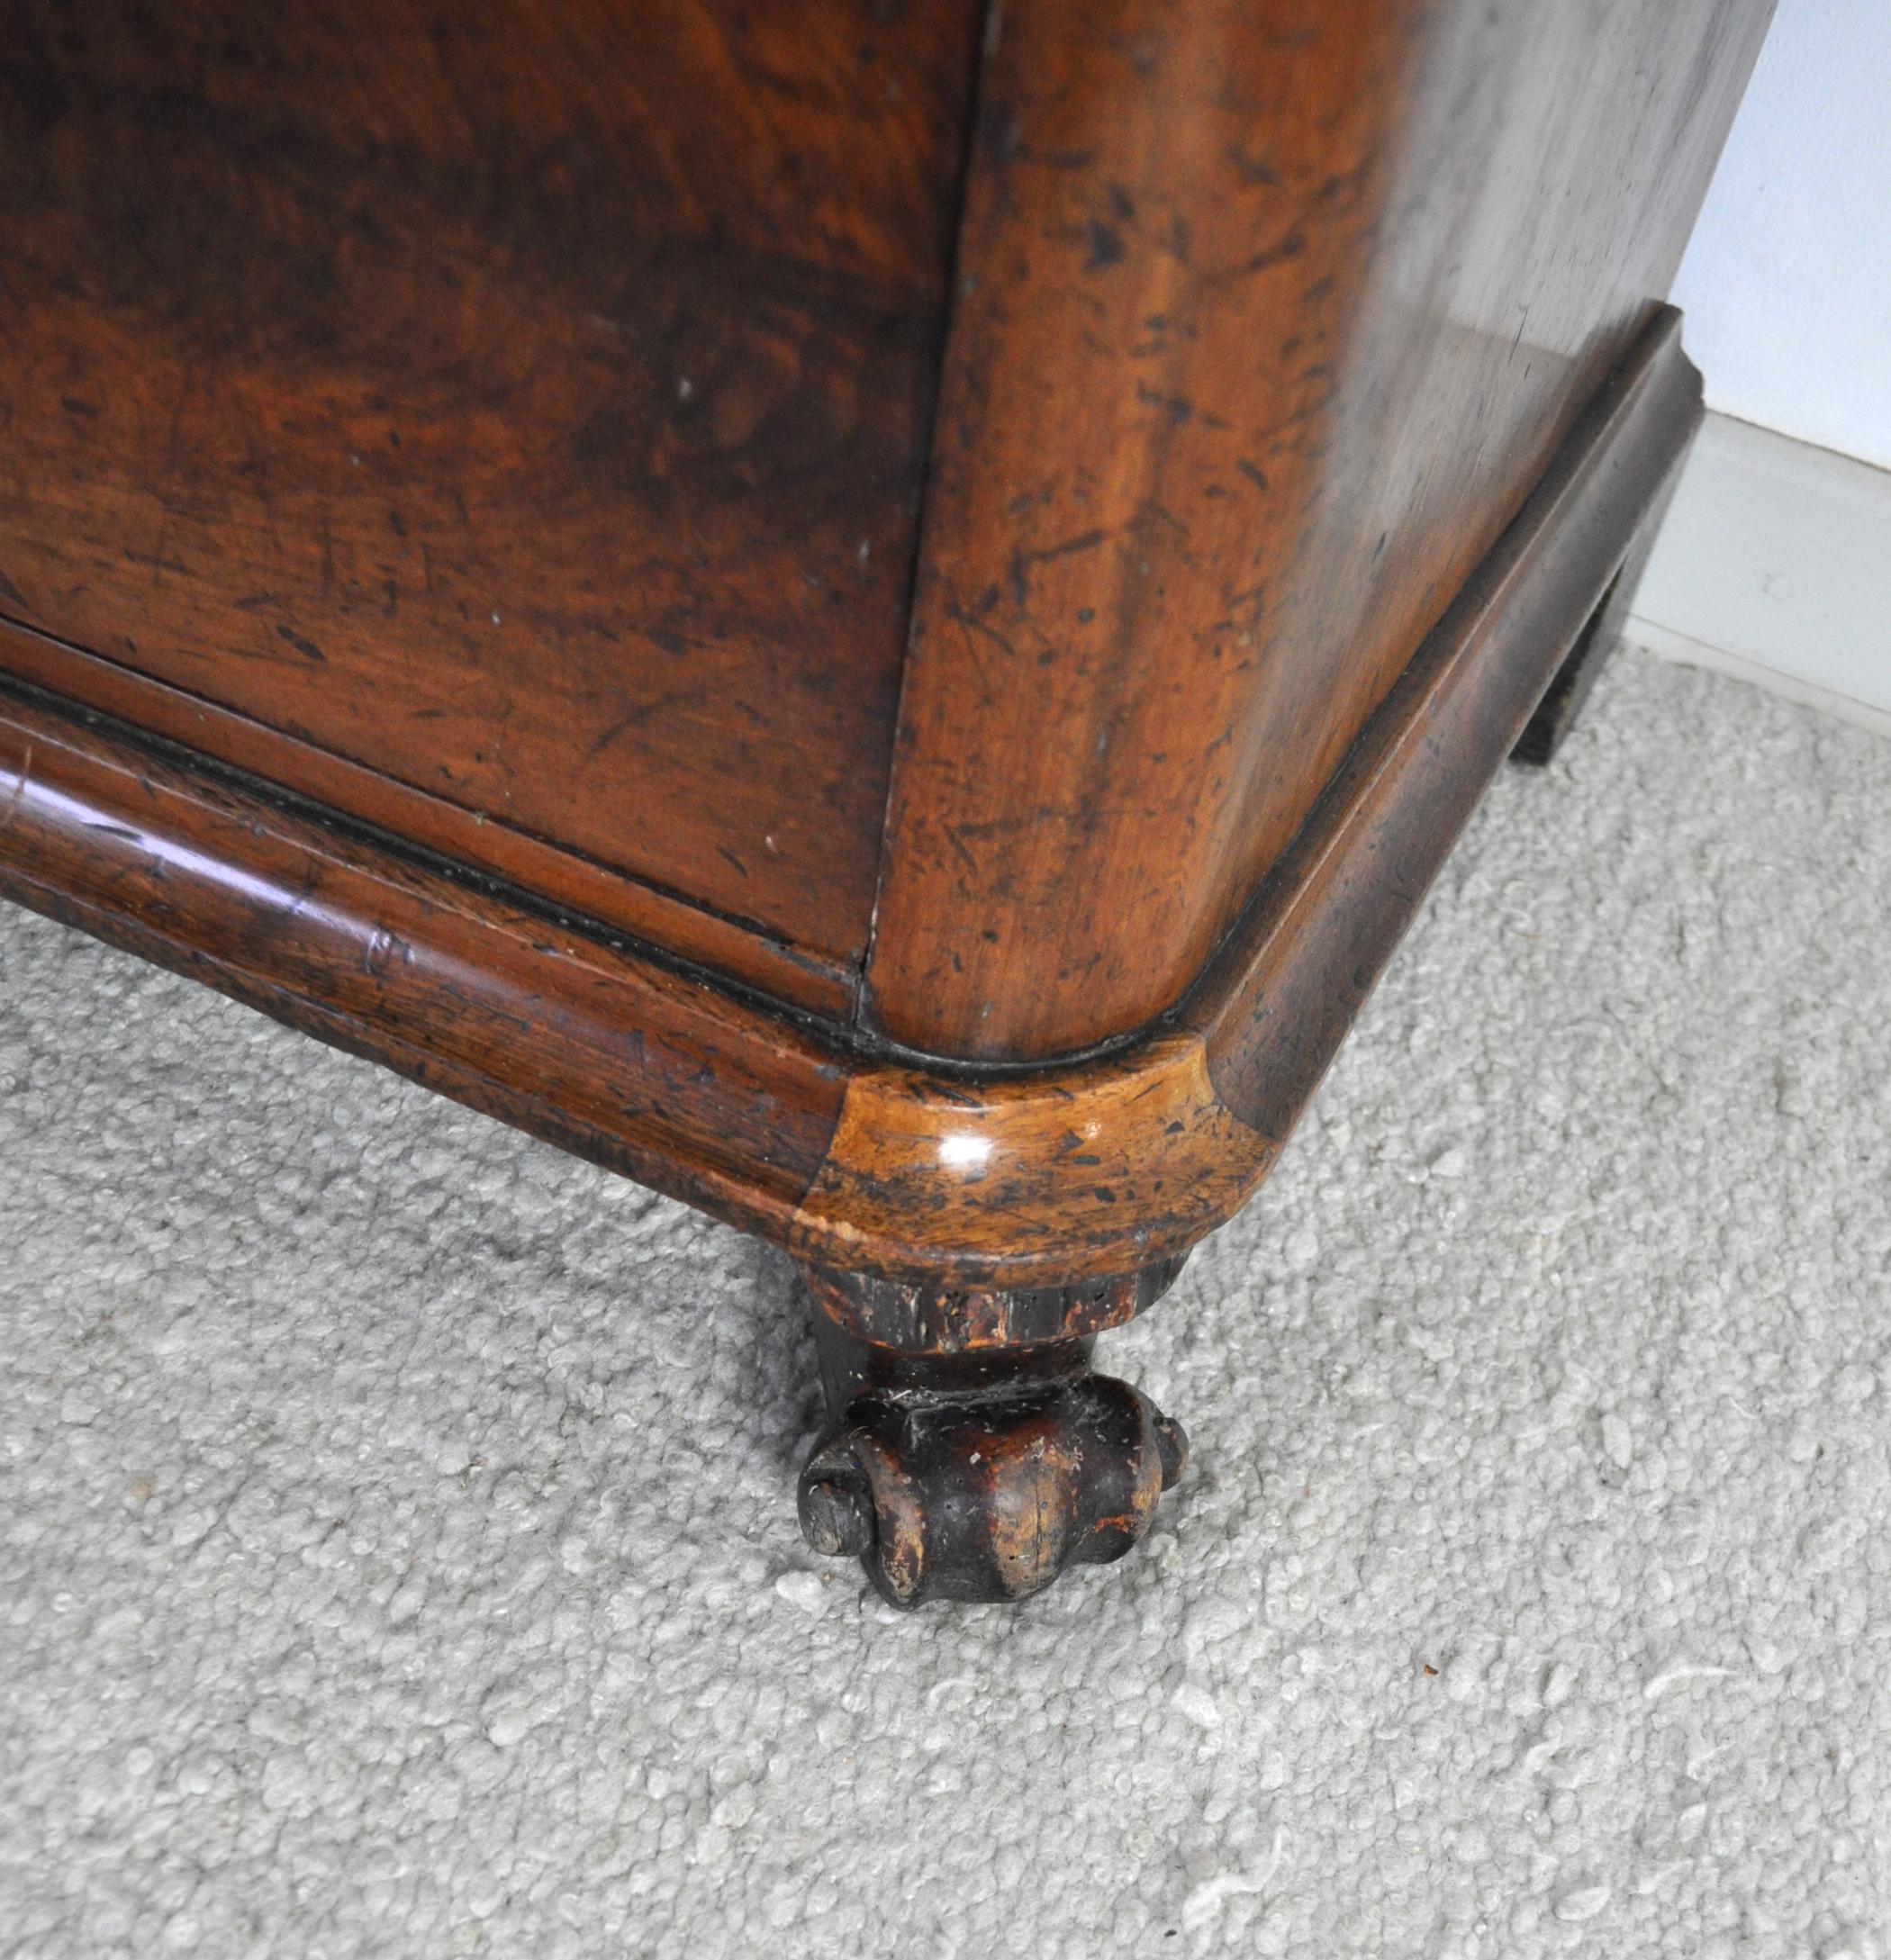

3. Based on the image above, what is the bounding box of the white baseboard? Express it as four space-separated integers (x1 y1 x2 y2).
1624 620 1891 743
1627 411 1891 737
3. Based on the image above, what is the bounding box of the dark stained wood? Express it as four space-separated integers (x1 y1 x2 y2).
0 306 1705 1296
864 0 1775 1061
797 1287 1188 1608
0 612 857 1016
802 1251 1190 1355
1510 464 1685 768
1189 309 1703 1146
0 0 981 982
0 675 849 1244
0 1 1775 1606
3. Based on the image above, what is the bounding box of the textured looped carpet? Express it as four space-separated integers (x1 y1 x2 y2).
3 647 1888 1958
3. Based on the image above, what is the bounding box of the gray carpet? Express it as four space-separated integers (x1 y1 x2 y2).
3 646 1888 1958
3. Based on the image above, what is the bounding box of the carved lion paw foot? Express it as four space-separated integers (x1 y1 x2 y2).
799 1354 1186 1608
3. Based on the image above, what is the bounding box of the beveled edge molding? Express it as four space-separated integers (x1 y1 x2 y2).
0 683 846 1250
785 1033 1267 1287
0 309 1697 1293
1186 305 1702 1143
0 610 859 1020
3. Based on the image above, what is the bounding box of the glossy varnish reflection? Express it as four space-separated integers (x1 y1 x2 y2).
0 309 1703 1289
0 0 981 990
0 3 1773 1602
864 0 1773 1060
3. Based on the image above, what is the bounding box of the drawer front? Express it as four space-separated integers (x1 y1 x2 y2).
0 0 979 973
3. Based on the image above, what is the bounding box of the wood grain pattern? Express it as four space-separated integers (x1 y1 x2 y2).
0 308 1702 1291
0 0 979 981
0 3 1775 1605
1188 311 1703 1148
0 611 857 1016
0 676 848 1244
864 0 1773 1061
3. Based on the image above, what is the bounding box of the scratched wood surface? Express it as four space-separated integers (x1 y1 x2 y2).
0 0 978 987
0 308 1706 1292
864 0 1774 1061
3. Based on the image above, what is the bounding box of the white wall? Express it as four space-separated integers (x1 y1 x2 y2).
1629 0 1891 731
1669 0 1891 471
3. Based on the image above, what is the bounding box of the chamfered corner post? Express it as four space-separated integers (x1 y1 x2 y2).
793 1259 1191 1608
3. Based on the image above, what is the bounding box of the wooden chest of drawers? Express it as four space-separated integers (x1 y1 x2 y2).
0 0 1774 1605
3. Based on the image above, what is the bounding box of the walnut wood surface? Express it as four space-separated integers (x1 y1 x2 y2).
1188 313 1702 1149
0 0 979 989
864 0 1773 1061
0 677 847 1245
0 310 1701 1290
0 613 855 1017
0 6 1773 1609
